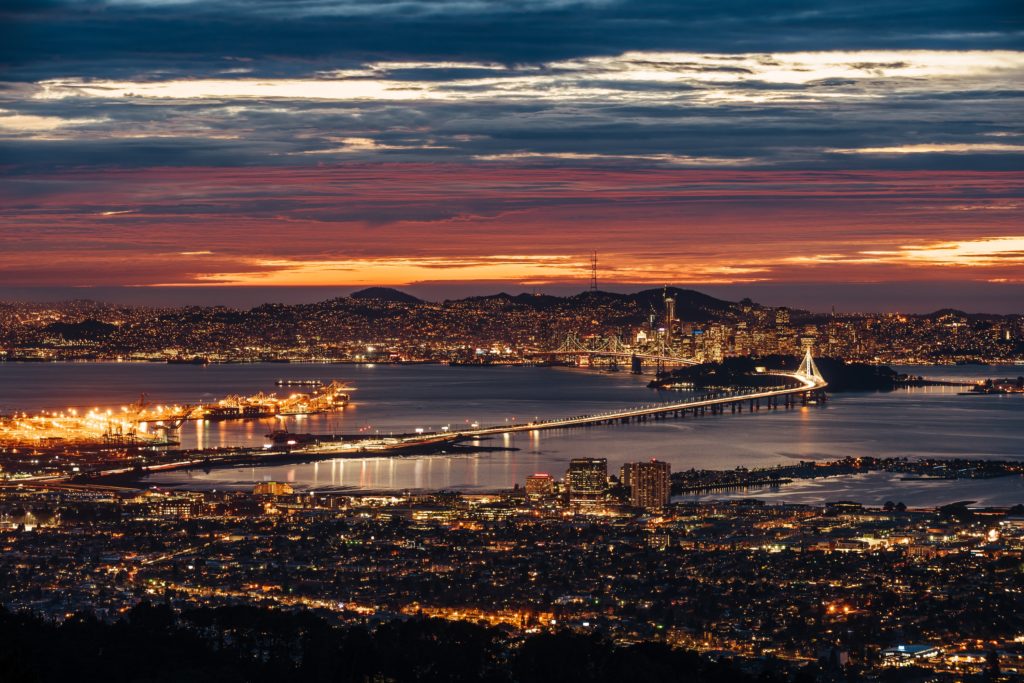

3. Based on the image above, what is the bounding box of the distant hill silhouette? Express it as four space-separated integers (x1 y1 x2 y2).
349 287 423 304
923 308 1005 321
450 287 744 322
42 319 117 341
577 287 744 322
455 292 567 310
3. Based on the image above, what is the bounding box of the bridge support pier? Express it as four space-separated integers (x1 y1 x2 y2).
631 355 643 374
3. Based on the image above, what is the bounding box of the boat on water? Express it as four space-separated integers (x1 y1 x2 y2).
191 381 353 422
204 405 275 421
167 357 209 365
275 379 324 387
266 430 321 446
447 359 494 367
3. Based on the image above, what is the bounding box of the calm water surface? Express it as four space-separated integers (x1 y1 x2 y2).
1 361 1021 504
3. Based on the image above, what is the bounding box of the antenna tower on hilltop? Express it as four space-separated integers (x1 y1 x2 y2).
589 251 598 291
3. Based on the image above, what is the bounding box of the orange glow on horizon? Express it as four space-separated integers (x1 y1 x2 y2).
2 166 1022 289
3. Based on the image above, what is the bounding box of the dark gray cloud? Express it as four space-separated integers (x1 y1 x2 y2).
3 78 1022 172
3 0 1022 80
1 0 1022 171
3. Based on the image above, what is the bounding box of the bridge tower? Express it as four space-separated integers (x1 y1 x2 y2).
796 347 825 383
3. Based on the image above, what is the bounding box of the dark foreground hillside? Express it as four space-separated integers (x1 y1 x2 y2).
0 603 850 683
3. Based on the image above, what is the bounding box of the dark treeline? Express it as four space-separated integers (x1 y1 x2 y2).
0 603 837 683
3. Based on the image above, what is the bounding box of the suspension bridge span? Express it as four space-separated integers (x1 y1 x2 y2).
50 350 828 480
349 349 828 450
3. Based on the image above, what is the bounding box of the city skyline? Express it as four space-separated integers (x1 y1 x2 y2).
3 1 1023 310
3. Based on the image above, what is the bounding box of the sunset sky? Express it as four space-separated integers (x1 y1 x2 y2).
2 1 1022 311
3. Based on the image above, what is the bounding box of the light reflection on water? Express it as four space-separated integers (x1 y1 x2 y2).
1 361 1022 504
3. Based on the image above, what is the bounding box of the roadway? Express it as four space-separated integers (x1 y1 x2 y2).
401 368 827 443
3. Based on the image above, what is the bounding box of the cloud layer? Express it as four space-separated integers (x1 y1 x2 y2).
1 0 1022 302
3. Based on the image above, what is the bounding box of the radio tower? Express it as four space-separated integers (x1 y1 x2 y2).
589 251 598 291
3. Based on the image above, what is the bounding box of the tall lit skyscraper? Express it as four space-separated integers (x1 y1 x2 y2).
623 460 671 510
664 289 676 347
525 473 554 499
567 458 608 507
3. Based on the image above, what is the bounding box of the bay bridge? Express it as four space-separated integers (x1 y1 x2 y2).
386 348 828 447
15 350 830 486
